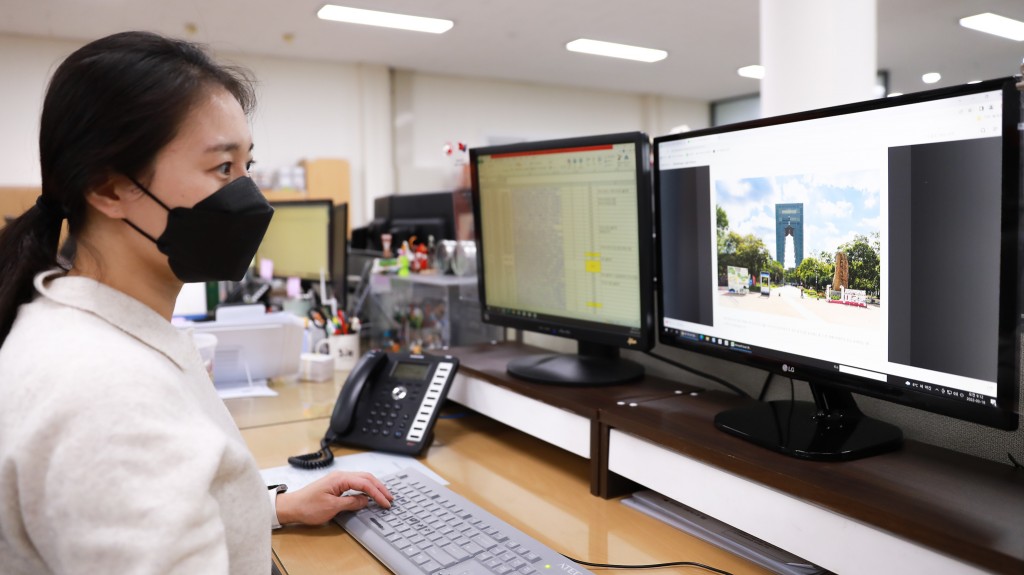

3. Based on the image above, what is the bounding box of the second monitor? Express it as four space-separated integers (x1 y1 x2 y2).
256 200 348 307
470 132 655 386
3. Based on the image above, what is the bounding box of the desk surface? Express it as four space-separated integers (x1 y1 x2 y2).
226 374 348 430
234 380 774 575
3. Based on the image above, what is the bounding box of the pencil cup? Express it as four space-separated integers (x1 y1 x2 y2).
328 333 360 371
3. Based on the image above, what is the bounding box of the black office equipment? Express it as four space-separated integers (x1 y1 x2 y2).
470 132 655 386
653 77 1021 460
288 350 458 467
351 191 460 252
331 202 349 308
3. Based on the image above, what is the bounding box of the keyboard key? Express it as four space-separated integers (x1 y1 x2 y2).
442 543 471 561
422 560 442 573
411 552 431 565
424 545 457 567
470 532 500 550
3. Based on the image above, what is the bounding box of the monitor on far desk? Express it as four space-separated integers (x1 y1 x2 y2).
255 200 348 309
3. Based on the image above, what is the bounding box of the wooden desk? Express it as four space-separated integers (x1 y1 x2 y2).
225 373 349 430
236 394 774 574
442 342 1024 575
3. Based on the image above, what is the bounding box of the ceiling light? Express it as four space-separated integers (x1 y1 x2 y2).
317 5 453 34
887 92 903 98
967 80 982 84
959 13 1024 42
565 39 667 63
922 72 941 84
737 65 765 79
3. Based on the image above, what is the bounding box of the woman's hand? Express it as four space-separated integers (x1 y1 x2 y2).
275 471 394 526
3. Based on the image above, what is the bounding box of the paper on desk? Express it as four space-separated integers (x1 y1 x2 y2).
260 451 447 491
215 379 279 399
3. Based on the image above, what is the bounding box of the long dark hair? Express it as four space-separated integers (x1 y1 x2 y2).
0 31 255 345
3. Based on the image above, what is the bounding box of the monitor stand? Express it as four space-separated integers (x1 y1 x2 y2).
714 383 903 461
506 341 644 386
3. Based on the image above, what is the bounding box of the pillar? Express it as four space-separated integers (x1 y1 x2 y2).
759 0 877 117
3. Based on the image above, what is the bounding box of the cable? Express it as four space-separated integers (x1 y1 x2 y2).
644 350 751 398
563 554 735 575
1008 452 1023 470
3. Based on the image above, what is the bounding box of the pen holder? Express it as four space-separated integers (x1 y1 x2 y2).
316 333 360 371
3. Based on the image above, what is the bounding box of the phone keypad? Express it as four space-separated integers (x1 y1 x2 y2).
359 384 422 439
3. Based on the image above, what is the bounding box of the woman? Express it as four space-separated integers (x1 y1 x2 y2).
0 31 391 573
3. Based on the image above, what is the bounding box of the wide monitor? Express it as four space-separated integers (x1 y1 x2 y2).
654 77 1021 460
471 132 654 386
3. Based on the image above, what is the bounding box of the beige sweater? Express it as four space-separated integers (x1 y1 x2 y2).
0 270 272 574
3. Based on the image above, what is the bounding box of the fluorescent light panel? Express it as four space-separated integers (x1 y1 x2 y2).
737 64 765 79
566 39 667 63
317 5 453 34
959 13 1024 41
922 72 942 84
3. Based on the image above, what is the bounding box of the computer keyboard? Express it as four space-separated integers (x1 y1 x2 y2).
335 468 594 575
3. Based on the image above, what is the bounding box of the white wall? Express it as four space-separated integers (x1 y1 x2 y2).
0 34 706 224
0 35 77 186
392 69 708 193
222 53 386 227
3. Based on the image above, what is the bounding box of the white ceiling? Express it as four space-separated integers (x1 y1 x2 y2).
1 0 1023 102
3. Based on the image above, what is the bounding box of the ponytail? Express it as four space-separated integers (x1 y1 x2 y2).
0 201 66 344
0 31 254 347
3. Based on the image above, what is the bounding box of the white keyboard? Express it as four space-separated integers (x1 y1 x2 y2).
335 468 594 575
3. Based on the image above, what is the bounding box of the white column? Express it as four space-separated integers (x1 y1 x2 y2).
356 63 395 227
759 0 877 117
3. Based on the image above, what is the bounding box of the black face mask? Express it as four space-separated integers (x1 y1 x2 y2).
124 176 275 282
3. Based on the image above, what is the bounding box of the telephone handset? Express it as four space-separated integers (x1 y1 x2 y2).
288 350 459 469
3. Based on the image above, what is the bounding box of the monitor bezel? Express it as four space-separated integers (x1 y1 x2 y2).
331 202 349 308
261 199 336 283
653 77 1021 430
470 131 656 352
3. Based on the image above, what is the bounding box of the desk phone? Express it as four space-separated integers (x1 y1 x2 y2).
289 350 459 468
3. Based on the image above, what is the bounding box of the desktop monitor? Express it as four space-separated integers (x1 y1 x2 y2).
331 203 349 308
654 77 1021 460
256 200 347 307
471 132 655 386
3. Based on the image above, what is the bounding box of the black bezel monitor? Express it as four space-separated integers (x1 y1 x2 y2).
654 77 1021 460
257 200 335 283
331 202 349 309
471 132 655 386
